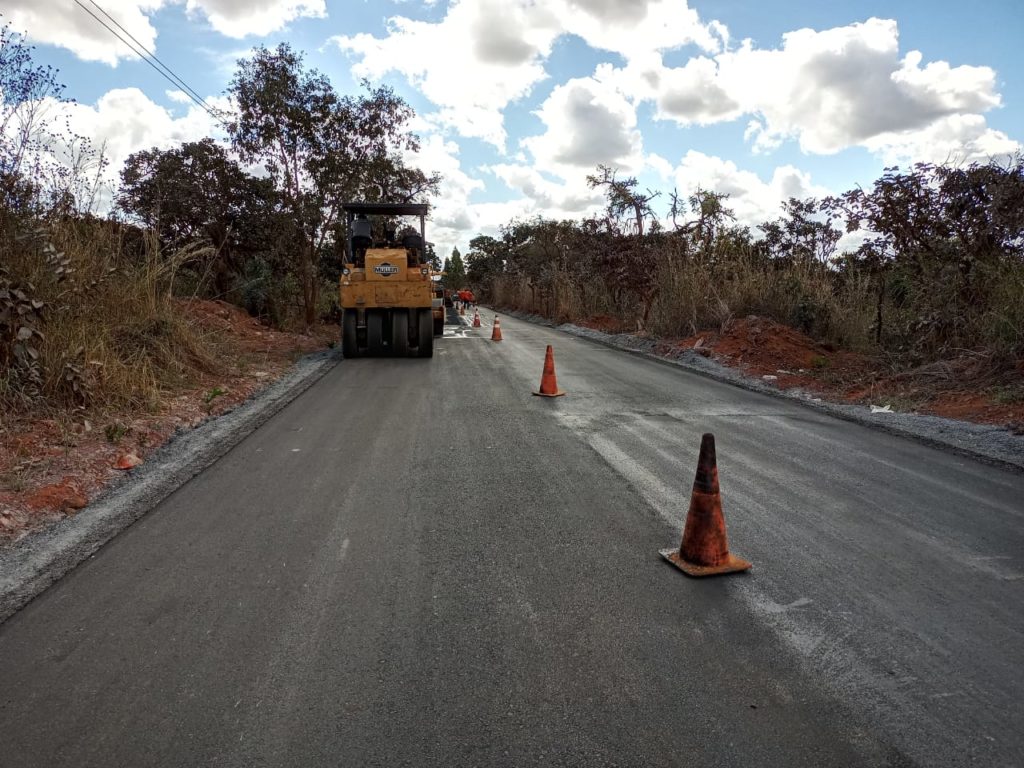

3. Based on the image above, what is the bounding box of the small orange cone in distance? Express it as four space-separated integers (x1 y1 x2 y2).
660 433 751 577
491 316 502 341
473 310 481 328
459 305 466 316
532 345 566 397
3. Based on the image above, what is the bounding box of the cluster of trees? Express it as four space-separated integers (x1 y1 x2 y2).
465 159 1024 363
3 30 442 331
117 44 440 326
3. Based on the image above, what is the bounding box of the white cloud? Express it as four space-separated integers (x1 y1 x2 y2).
720 18 1003 155
63 87 226 168
338 8 1014 169
332 0 725 149
592 17 1016 162
196 45 260 78
333 0 562 149
645 152 673 181
441 74 640 245
486 163 602 214
409 127 604 255
653 56 740 125
165 89 194 104
12 2 1017 252
461 199 535 243
862 113 1020 166
667 151 830 228
403 129 486 255
6 0 324 65
555 0 726 58
183 0 326 39
522 76 644 172
4 0 163 66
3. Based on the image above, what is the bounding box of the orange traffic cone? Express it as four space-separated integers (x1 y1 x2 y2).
660 434 751 577
491 316 502 341
532 345 565 397
459 305 466 316
473 310 481 328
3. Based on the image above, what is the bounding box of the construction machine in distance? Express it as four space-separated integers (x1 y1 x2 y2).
339 202 437 358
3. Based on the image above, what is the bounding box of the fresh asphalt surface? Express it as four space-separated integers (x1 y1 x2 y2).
1 312 1022 767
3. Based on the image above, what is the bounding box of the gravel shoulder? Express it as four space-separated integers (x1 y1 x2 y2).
496 308 1024 471
0 349 340 624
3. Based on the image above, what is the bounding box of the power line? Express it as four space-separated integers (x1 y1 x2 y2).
85 0 217 116
71 0 226 125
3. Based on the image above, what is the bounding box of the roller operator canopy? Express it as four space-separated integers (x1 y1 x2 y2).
342 202 429 217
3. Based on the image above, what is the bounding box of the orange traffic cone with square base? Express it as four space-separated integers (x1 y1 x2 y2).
532 345 565 397
660 433 751 577
473 310 481 328
491 316 502 341
459 304 466 316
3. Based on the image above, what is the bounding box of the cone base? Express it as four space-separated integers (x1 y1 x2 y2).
532 389 565 397
659 548 751 577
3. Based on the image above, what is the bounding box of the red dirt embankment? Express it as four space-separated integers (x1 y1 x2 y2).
0 300 334 544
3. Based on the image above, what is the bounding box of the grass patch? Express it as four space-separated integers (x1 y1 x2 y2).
992 385 1024 405
1 212 221 415
104 422 128 443
203 386 227 412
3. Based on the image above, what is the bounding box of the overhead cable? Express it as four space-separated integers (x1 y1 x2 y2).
86 0 218 117
72 0 226 125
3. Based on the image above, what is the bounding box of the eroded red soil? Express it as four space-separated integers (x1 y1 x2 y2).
659 316 1024 428
0 300 335 544
577 314 627 334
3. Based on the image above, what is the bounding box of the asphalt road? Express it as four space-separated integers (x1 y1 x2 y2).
1 311 1022 767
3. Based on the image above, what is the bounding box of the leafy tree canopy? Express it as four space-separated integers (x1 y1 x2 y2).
227 43 438 324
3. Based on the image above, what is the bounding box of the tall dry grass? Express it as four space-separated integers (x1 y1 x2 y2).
647 250 876 349
1 211 218 415
492 243 878 350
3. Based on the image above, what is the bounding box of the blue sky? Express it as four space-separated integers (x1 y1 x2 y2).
5 0 1022 255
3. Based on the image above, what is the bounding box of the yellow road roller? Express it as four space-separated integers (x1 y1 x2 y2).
339 202 435 358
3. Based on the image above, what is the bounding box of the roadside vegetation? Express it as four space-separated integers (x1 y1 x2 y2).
466 161 1024 421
